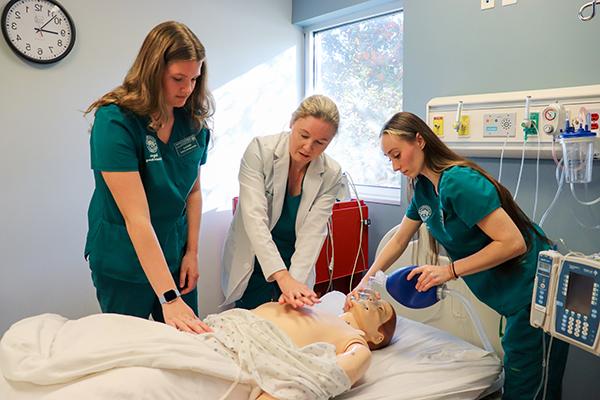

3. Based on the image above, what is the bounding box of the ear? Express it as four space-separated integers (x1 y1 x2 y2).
416 132 426 150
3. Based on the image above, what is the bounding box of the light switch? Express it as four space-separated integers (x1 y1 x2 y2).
502 0 518 5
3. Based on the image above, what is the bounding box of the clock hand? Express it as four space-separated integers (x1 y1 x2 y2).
38 8 58 31
34 28 58 35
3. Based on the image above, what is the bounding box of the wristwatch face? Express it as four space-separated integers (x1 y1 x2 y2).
163 289 178 302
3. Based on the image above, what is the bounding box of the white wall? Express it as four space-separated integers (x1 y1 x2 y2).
0 0 302 333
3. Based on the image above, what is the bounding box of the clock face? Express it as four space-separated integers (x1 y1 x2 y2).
2 0 75 64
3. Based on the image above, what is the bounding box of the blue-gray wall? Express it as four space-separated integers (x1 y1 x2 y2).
294 0 600 397
400 0 600 397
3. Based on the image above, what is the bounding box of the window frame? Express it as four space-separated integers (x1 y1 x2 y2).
303 1 404 205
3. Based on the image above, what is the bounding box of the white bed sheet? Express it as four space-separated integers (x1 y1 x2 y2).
1 292 501 400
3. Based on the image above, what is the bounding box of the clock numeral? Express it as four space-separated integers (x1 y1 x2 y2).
25 43 31 51
11 22 17 30
35 4 42 12
54 16 62 25
48 46 54 54
15 11 21 19
16 34 21 41
25 6 29 13
47 9 53 17
57 39 62 46
37 48 43 56
60 29 66 37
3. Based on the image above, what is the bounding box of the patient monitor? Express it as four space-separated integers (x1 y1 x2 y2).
531 250 600 356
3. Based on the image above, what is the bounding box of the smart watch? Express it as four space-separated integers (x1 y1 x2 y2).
159 288 181 304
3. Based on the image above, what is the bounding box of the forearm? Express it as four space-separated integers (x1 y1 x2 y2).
364 217 419 280
185 188 202 255
126 218 177 295
368 235 409 277
454 239 526 277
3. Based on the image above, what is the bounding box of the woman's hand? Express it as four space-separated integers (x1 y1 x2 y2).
344 277 380 311
179 251 199 295
162 298 212 334
273 271 320 308
406 264 453 292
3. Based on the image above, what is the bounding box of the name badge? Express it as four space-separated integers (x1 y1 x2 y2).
173 135 199 157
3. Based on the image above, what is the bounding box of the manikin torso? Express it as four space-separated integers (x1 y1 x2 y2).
251 302 367 353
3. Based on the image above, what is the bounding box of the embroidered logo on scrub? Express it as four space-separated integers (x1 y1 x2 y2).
418 205 433 222
145 135 162 163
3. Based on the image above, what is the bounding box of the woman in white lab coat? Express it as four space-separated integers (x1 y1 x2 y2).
222 95 342 309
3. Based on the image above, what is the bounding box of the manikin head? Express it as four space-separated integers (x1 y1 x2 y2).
344 297 397 350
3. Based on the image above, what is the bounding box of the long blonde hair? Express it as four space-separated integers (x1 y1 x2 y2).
85 21 214 131
380 112 551 268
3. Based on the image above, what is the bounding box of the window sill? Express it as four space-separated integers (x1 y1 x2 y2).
354 184 402 205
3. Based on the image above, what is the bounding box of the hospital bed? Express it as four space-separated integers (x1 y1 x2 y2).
0 305 501 400
0 226 502 400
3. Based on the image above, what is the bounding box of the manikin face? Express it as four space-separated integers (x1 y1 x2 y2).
348 297 395 345
380 133 426 179
288 116 336 166
162 60 203 109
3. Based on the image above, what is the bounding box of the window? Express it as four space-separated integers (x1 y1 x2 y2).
307 10 404 201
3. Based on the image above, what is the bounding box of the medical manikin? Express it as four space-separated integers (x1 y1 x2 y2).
0 296 396 400
253 296 397 399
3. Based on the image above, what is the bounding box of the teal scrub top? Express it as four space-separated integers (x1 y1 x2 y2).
406 166 550 316
271 191 302 266
254 190 302 275
84 104 210 282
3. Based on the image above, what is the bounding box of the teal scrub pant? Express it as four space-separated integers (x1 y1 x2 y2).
502 305 569 400
91 271 198 322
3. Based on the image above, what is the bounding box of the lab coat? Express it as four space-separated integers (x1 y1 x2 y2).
221 132 342 306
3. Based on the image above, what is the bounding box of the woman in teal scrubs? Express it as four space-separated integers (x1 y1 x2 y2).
84 21 212 334
348 112 569 399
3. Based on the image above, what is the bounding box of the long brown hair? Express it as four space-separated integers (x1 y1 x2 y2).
85 21 214 131
380 112 551 267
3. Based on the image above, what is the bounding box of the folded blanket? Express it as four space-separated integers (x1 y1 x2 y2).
0 310 350 400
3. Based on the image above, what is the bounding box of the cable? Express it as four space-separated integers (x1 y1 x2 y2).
344 172 365 292
539 154 565 229
442 288 495 354
542 337 554 400
513 138 527 200
551 137 561 166
326 218 335 293
498 130 510 183
533 124 541 221
570 208 600 230
569 183 600 205
533 332 547 400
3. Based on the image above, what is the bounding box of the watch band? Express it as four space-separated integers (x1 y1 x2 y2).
159 288 181 305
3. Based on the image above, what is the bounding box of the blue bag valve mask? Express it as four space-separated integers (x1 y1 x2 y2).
365 266 440 309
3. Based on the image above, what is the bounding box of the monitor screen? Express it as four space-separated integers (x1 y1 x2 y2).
565 271 594 315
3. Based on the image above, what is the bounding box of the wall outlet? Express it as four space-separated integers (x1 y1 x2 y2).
481 0 495 10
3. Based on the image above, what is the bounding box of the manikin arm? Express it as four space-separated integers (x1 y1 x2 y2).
256 342 372 399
